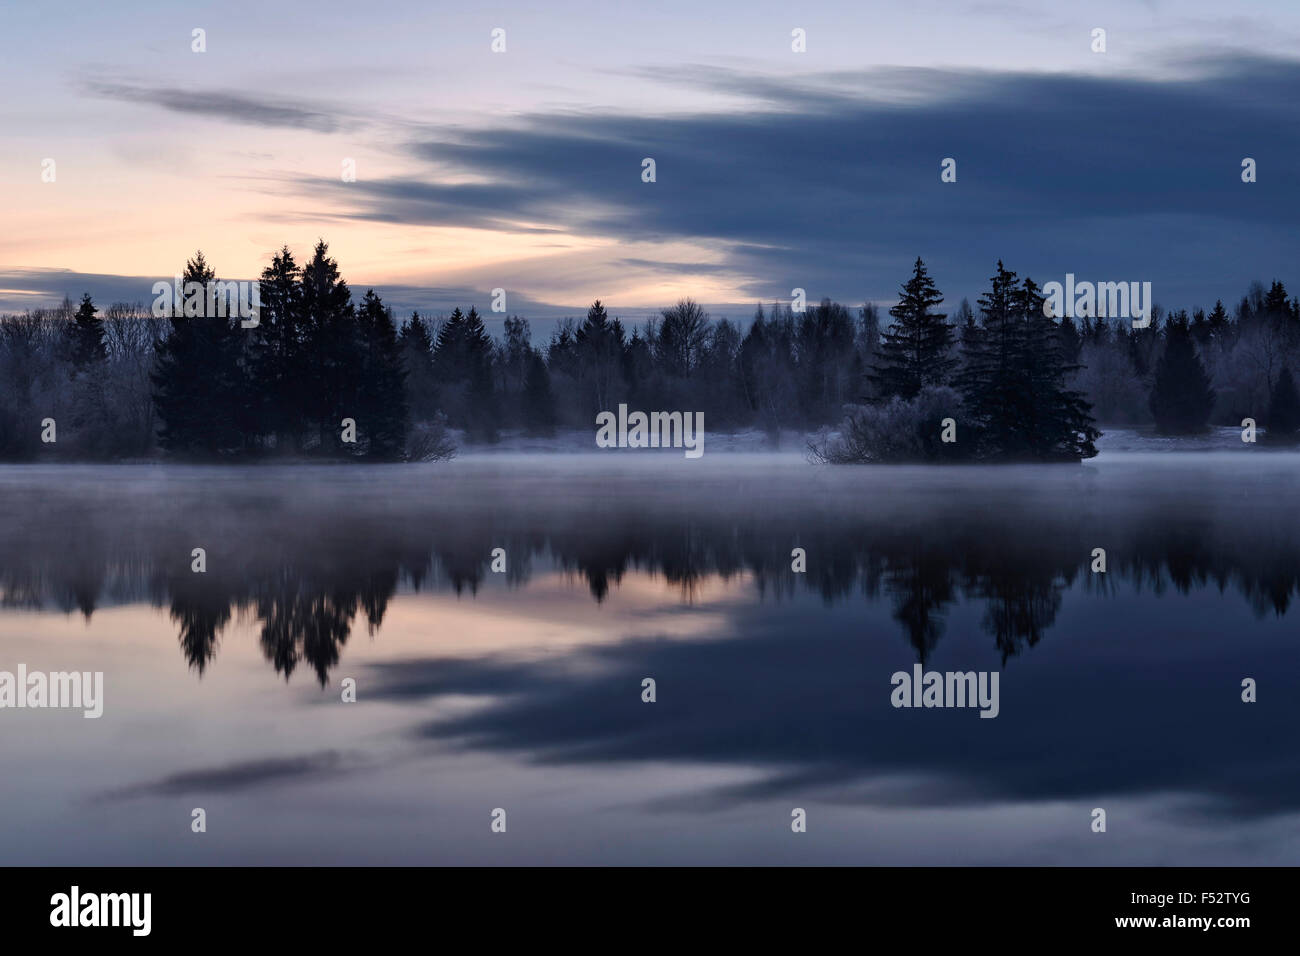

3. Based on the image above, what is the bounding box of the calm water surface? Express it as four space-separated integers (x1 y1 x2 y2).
0 450 1296 864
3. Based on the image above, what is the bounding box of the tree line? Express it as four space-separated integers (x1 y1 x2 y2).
1 242 1297 461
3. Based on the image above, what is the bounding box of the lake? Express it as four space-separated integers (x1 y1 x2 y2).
0 446 1296 864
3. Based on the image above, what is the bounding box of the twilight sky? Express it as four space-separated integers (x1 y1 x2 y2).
2 0 1298 324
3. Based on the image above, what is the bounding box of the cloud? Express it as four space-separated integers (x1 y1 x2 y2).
304 54 1300 307
0 267 592 339
91 750 368 801
616 258 736 275
358 593 1300 821
83 80 350 133
0 268 164 309
306 177 569 233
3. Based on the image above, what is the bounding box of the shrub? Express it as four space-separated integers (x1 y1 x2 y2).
405 412 457 461
809 386 965 463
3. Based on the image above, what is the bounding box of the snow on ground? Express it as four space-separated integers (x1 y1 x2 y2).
454 426 1259 456
455 427 804 455
1093 426 1254 453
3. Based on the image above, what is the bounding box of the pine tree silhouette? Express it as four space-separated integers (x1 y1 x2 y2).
872 257 953 399
1149 317 1216 434
959 261 1030 456
959 261 1098 460
463 306 499 441
574 300 628 415
398 311 438 420
299 241 357 453
355 289 409 459
433 307 467 379
1206 299 1230 341
65 293 106 369
151 252 245 456
522 349 558 436
250 246 305 452
1266 366 1300 442
1016 277 1098 460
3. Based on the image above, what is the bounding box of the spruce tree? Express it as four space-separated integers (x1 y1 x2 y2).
355 290 409 459
400 310 434 356
958 261 1029 457
62 293 111 457
430 306 498 438
1149 319 1216 434
298 241 356 453
65 293 106 369
462 306 499 441
1206 300 1229 341
249 247 304 451
431 307 468 428
1190 308 1212 348
575 300 626 413
959 262 1098 460
521 349 557 436
1016 277 1099 460
1264 280 1291 319
871 257 953 399
399 311 437 421
1266 366 1300 442
151 252 245 456
433 307 467 382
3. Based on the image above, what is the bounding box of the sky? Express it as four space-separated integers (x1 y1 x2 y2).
2 0 1299 327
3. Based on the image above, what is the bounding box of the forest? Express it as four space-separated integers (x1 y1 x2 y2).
1 241 1298 462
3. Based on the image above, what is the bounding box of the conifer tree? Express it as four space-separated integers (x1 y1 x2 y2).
1206 299 1229 341
1149 318 1216 434
959 261 1098 460
431 306 498 439
1016 277 1099 460
151 252 245 456
1265 366 1300 442
433 307 467 380
298 241 356 453
521 349 558 436
62 293 112 457
1264 280 1291 319
399 311 437 421
65 293 106 369
958 260 1028 456
431 307 469 427
871 257 953 399
355 290 409 459
250 247 304 451
575 300 626 413
462 306 499 441
400 311 434 356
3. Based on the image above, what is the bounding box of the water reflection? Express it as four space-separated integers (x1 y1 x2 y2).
1 458 1297 683
1 457 1298 864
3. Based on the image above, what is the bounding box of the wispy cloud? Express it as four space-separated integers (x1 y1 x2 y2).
91 750 370 801
83 79 352 133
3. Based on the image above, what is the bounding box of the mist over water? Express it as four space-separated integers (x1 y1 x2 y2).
1 449 1297 864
